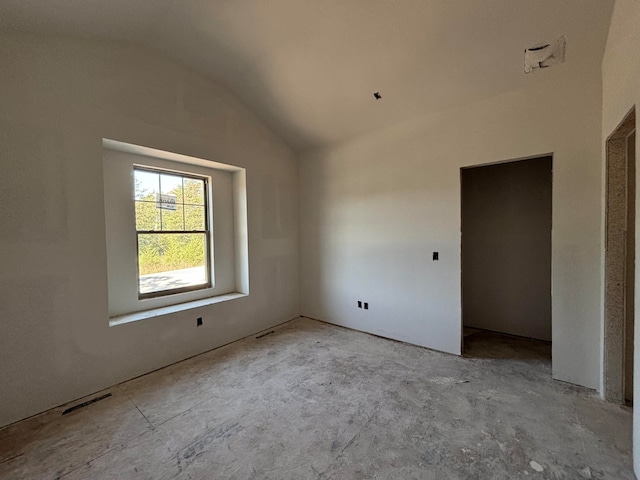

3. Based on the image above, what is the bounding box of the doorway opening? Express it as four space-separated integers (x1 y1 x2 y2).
461 156 553 355
604 107 636 405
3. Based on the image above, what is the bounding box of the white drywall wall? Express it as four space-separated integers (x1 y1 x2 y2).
0 33 299 427
602 0 640 474
300 53 603 387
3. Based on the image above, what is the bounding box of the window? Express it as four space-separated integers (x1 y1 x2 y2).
133 167 211 298
103 139 249 322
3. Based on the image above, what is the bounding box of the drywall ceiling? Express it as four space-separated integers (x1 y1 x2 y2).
0 0 615 151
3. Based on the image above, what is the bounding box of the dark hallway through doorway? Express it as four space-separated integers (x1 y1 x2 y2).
461 156 553 350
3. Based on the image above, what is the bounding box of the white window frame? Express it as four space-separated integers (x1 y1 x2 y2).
133 165 213 299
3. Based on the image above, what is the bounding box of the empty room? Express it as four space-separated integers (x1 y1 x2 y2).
1 0 639 478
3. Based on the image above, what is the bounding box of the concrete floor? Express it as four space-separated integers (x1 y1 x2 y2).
0 317 633 479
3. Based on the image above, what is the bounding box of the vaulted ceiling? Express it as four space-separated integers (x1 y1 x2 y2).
1 0 615 151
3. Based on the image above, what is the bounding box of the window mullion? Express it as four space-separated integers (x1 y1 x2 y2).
182 177 186 230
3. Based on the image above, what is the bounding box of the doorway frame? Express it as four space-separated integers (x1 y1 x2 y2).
603 106 636 404
460 153 554 354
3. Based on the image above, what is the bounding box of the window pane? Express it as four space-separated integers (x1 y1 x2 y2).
135 200 160 231
138 233 208 295
160 173 184 202
184 205 205 231
160 204 185 231
183 178 205 205
134 170 159 200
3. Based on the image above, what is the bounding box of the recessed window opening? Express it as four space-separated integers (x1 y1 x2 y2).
103 139 249 322
133 166 213 298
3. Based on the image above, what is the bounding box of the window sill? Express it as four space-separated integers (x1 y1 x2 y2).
108 292 248 326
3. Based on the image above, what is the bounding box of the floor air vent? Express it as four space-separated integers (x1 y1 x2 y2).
62 393 112 415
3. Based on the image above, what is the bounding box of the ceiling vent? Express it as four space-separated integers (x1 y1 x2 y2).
524 35 566 73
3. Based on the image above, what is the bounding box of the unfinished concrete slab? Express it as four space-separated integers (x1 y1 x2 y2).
0 317 633 479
